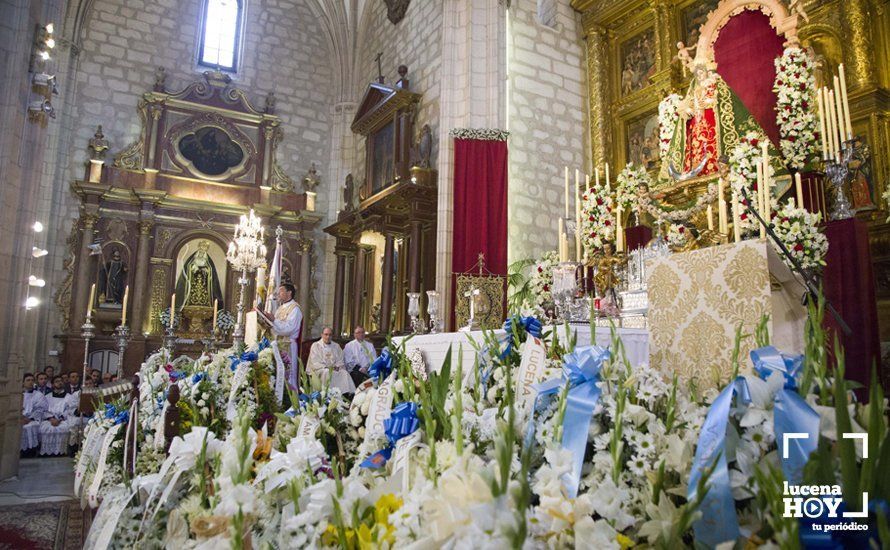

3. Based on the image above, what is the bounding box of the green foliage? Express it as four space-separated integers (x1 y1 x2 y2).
752 462 800 549
506 258 535 315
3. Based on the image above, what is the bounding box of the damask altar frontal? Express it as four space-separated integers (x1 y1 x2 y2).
646 239 805 386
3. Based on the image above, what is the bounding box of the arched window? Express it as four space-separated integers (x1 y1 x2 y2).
198 0 243 72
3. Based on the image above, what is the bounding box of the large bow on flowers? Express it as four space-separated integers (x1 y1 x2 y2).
500 316 543 359
360 401 420 469
369 348 393 383
689 346 820 548
750 346 819 485
533 345 610 498
229 346 262 371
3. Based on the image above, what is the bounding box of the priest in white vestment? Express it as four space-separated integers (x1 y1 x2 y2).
343 325 376 385
21 373 46 453
259 283 303 390
306 327 356 394
39 376 75 456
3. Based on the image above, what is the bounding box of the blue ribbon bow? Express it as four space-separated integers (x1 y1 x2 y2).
689 346 820 548
298 391 322 409
192 372 206 385
531 345 610 498
500 316 543 359
360 401 420 469
258 337 271 351
103 403 129 425
369 348 393 383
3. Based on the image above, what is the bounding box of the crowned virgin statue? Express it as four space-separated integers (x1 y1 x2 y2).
657 44 786 196
175 240 224 311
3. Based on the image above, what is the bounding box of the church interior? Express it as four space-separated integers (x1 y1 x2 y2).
1 0 889 547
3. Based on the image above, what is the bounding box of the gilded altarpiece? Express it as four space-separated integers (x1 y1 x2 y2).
59 72 322 377
572 0 890 337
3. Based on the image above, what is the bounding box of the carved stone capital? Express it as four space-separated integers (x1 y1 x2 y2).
299 239 313 253
138 220 154 236
81 213 100 230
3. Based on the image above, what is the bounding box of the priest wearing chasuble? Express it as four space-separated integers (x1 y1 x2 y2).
259 283 303 390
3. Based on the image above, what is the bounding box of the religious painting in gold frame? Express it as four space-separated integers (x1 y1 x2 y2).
454 273 505 331
618 28 657 97
625 110 662 172
681 0 720 47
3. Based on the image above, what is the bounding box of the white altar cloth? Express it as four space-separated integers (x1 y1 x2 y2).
392 325 649 373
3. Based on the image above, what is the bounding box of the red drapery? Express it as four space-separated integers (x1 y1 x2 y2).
822 218 881 392
713 9 785 146
451 137 508 328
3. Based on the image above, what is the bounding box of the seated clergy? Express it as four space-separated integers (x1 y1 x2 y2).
35 372 51 395
343 325 376 386
21 373 46 454
66 371 81 393
306 327 356 394
39 376 75 456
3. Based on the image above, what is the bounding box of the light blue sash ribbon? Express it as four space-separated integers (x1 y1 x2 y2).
532 345 610 498
369 348 393 384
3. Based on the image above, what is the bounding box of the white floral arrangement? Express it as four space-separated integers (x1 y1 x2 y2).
530 251 559 309
658 93 683 159
665 223 690 250
615 163 643 212
157 307 181 330
215 309 236 333
771 199 828 270
580 182 616 255
774 47 819 170
728 132 775 234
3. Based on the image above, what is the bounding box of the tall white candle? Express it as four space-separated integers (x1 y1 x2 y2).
121 285 129 325
707 205 714 231
594 168 600 188
795 172 804 209
827 89 839 159
212 298 218 329
732 192 741 243
558 218 566 262
616 204 623 252
564 166 570 219
761 142 770 217
833 76 846 147
87 283 96 318
839 64 853 138
757 161 767 239
575 169 581 261
605 162 610 191
817 88 828 160
169 293 176 328
718 176 727 234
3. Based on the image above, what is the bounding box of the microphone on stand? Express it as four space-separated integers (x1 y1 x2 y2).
739 187 850 335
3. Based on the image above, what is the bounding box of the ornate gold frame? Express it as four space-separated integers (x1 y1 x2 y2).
454 273 505 331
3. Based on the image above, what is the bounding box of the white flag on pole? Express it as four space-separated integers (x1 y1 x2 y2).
265 227 283 315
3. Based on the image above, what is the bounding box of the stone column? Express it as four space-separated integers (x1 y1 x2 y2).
584 23 611 169
840 0 877 90
72 212 99 329
379 234 396 335
299 240 312 336
408 220 422 293
331 251 347 336
130 218 153 335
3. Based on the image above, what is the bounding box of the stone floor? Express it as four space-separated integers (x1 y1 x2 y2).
0 457 74 506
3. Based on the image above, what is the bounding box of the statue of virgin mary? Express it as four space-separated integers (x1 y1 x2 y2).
175 240 224 311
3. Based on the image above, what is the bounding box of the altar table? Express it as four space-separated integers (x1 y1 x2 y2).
392 325 649 373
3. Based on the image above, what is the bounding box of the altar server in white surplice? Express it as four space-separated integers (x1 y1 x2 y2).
39 376 75 456
306 327 356 394
260 283 303 389
343 325 376 385
21 373 46 453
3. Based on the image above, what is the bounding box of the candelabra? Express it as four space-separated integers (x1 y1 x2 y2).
114 324 130 366
426 290 440 333
406 292 425 334
163 325 177 353
227 209 268 346
823 140 857 221
552 262 579 322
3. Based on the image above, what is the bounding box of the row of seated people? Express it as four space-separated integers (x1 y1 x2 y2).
20 366 120 458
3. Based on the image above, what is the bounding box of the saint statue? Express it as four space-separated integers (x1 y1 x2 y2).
98 247 128 304
659 49 787 196
175 240 224 310
593 243 624 305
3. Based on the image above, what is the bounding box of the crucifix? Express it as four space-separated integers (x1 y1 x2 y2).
375 52 384 84
461 287 481 332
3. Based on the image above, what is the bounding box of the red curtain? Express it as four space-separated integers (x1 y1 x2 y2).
451 137 508 328
713 9 785 145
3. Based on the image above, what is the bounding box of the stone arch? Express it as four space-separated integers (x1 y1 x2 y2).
693 0 799 64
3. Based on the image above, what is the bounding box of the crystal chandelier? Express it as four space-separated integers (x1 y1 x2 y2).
227 209 267 345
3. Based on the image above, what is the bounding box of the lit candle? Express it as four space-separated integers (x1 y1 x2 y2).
564 166 570 219
575 169 582 261
839 64 853 139
732 192 741 243
121 285 129 325
169 293 176 328
760 142 769 218
87 283 96 319
757 160 767 239
707 205 714 231
795 172 804 209
817 88 828 160
212 298 218 329
833 76 846 148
